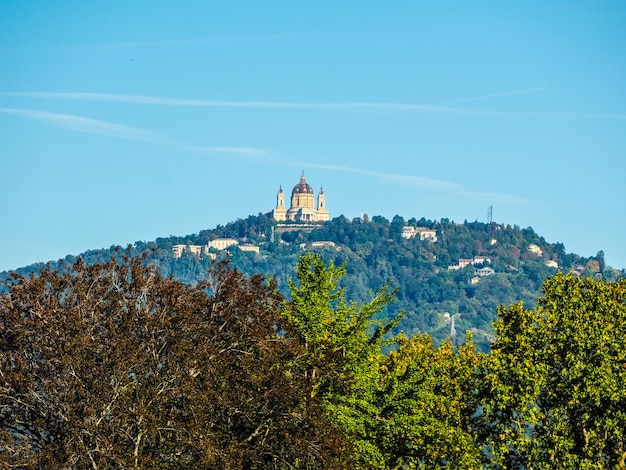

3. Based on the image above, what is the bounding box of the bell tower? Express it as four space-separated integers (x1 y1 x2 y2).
316 187 330 221
273 186 287 221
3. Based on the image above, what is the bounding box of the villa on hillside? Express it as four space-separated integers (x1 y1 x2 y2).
311 241 336 248
172 238 260 259
172 244 204 258
448 256 493 271
475 266 495 276
239 244 260 253
402 226 438 242
208 238 238 250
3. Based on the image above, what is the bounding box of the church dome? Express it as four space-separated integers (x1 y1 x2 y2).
292 173 313 196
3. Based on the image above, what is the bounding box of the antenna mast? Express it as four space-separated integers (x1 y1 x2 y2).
448 313 461 345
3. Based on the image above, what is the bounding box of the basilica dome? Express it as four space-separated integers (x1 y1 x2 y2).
291 173 314 195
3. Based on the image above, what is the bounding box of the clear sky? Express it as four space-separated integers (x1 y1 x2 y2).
1 1 625 272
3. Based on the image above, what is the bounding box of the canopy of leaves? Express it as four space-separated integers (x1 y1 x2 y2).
284 253 487 469
0 253 348 469
484 274 626 469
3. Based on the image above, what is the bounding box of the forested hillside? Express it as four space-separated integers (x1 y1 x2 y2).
2 214 621 351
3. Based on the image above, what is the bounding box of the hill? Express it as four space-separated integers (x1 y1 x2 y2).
2 213 622 351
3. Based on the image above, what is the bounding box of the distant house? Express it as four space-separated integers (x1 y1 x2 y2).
173 238 242 258
417 228 438 242
239 244 260 253
208 238 239 250
311 241 336 248
449 255 492 271
172 244 208 259
475 267 495 276
545 259 559 268
172 244 186 258
187 245 204 256
402 226 438 242
527 244 543 255
471 276 481 285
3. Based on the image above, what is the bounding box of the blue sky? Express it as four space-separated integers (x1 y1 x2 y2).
1 1 625 272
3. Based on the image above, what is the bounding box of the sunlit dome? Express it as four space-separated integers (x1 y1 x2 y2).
291 172 314 196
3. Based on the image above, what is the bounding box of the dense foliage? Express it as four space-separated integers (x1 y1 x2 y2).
0 254 349 468
2 253 625 468
483 274 626 468
284 254 485 468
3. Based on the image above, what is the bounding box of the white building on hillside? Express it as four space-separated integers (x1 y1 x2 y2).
402 226 438 241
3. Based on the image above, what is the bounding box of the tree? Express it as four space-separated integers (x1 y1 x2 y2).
596 250 606 274
283 253 400 399
390 215 406 241
586 259 601 274
483 274 626 469
284 253 487 469
0 253 348 468
284 253 401 467
373 334 485 469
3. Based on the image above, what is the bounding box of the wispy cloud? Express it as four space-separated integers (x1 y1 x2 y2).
304 162 528 204
184 144 466 194
438 88 546 105
0 92 473 113
187 146 268 155
0 108 159 141
0 105 524 203
10 90 490 113
300 162 461 192
549 111 626 120
454 189 529 205
4 91 624 119
181 143 528 203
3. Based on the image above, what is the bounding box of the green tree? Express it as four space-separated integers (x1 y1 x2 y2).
390 215 405 241
373 334 485 469
284 253 401 467
483 274 626 469
283 252 400 399
596 250 606 273
284 253 486 469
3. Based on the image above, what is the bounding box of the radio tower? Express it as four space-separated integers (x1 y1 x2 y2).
487 205 493 224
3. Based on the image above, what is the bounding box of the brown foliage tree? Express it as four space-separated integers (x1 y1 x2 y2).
0 253 348 469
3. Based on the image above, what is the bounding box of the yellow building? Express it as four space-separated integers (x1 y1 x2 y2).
272 173 329 222
208 238 239 250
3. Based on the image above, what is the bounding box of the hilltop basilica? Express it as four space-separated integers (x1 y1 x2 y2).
272 173 329 222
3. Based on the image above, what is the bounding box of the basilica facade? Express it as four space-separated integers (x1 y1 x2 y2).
272 173 329 222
